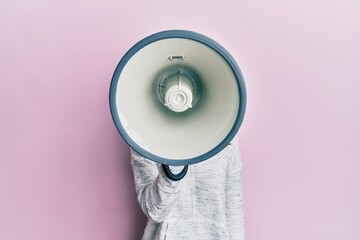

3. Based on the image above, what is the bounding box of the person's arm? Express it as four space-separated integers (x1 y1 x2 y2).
225 139 245 239
130 149 183 223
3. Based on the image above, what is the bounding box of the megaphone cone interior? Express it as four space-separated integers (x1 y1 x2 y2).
110 30 246 166
154 66 204 113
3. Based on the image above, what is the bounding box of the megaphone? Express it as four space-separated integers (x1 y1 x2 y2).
109 30 246 180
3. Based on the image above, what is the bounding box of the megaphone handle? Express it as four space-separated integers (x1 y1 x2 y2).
161 164 188 181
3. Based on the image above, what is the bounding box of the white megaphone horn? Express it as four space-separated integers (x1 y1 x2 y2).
109 30 246 180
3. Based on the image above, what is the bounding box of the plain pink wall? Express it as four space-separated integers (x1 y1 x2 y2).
1 0 359 239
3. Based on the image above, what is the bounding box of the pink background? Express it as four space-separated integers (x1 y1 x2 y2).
1 0 359 239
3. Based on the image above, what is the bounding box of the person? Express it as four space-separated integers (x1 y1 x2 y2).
130 137 245 240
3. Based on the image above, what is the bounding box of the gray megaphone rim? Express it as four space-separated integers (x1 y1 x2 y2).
109 30 247 166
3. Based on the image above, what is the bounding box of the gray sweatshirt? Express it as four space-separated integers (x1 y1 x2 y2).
131 138 245 240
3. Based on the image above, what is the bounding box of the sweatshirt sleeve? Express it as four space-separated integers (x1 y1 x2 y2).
225 138 245 239
130 149 183 223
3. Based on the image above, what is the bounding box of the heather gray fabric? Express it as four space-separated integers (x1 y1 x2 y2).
131 138 245 240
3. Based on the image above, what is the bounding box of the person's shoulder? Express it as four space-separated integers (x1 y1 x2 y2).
130 148 150 162
228 136 243 174
130 148 140 157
